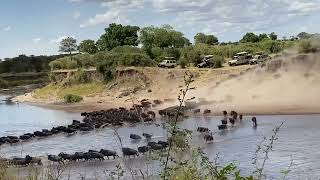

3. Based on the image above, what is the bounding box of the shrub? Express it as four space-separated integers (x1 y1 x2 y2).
49 57 78 70
111 46 144 54
96 63 116 82
163 48 181 60
0 78 8 89
212 55 224 68
73 70 91 84
63 94 83 103
299 39 313 53
179 58 188 68
73 54 94 68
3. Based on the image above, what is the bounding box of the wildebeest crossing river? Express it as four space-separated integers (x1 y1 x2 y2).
1 96 320 179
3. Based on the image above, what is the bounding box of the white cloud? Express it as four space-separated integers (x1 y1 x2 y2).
50 35 76 44
79 0 144 28
73 11 81 19
80 10 128 27
72 0 320 35
2 26 11 32
32 38 41 44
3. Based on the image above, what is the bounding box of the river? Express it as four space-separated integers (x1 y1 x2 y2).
1 96 320 179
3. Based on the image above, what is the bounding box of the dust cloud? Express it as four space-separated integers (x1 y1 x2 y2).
191 52 320 115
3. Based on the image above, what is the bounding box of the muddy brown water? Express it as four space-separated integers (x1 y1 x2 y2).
1 96 320 179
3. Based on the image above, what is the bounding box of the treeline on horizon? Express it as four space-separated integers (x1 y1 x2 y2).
1 23 318 75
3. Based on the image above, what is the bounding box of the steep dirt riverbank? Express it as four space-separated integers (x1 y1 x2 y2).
13 53 320 115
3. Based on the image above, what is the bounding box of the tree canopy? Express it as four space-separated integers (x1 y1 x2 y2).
269 32 278 40
194 33 218 45
297 32 312 39
96 23 140 51
240 32 260 43
78 39 98 54
59 37 77 55
139 25 190 49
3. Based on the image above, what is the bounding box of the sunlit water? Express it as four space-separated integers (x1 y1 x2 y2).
1 96 320 179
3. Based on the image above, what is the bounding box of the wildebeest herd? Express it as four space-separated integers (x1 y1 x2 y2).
196 110 257 143
1 140 169 167
0 98 258 168
0 99 161 148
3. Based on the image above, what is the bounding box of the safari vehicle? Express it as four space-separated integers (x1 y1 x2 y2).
158 57 177 68
249 51 271 65
197 55 214 68
228 52 253 66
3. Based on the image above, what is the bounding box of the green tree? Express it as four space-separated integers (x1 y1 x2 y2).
205 35 218 45
78 39 98 54
139 25 190 49
269 32 278 40
258 33 269 41
297 32 312 39
194 33 218 45
59 37 77 55
96 23 140 51
240 32 259 43
194 33 207 44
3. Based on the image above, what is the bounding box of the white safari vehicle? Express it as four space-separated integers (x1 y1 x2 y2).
158 57 177 68
228 52 253 66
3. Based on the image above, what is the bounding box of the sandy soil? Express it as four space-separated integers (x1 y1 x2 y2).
12 53 320 115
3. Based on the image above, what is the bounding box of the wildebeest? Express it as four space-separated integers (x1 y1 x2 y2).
218 124 228 130
130 134 142 140
85 152 104 161
148 142 164 150
204 109 211 114
88 150 99 153
48 155 62 163
230 111 238 120
229 118 235 125
58 153 74 162
122 148 139 158
197 127 209 133
153 100 163 105
221 119 228 125
10 155 32 166
193 109 201 114
140 113 149 119
64 128 76 134
19 135 31 140
6 137 19 144
138 146 149 154
223 110 228 117
142 133 152 139
157 141 169 148
252 117 257 127
73 152 86 161
30 157 42 165
147 111 156 119
99 149 118 159
72 120 81 125
204 133 214 143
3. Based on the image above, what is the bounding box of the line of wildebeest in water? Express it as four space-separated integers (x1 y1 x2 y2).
0 99 159 147
0 99 258 167
1 140 170 167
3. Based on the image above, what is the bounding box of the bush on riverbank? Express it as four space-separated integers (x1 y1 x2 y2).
299 38 320 53
0 78 8 89
64 94 83 103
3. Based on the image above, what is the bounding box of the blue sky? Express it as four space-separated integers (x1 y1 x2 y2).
1 0 320 59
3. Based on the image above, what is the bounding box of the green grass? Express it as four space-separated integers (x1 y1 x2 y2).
33 82 105 100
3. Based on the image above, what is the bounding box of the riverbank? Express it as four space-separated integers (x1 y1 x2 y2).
11 52 320 115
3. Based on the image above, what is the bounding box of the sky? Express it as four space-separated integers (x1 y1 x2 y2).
1 0 320 59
